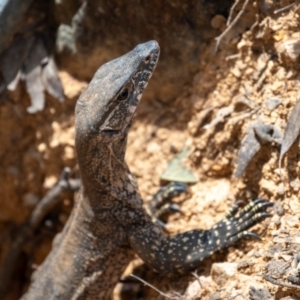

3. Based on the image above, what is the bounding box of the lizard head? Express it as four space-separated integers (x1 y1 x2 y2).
75 41 159 203
75 40 160 141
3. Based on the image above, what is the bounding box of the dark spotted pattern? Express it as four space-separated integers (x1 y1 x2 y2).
129 199 272 274
22 41 272 300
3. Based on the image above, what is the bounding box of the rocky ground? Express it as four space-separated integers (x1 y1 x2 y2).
1 1 300 299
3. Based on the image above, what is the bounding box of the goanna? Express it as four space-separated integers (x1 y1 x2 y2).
22 40 271 299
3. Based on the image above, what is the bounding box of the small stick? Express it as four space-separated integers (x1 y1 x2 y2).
215 0 250 53
225 53 240 61
191 271 202 288
227 0 243 26
228 292 245 300
274 1 298 15
130 274 184 300
264 274 300 289
29 167 80 229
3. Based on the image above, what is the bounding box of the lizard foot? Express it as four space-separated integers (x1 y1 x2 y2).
209 199 273 251
148 182 187 229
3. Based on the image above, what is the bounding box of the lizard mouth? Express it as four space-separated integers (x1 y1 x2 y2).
102 129 120 136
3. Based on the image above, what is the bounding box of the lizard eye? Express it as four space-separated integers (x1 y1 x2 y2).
117 88 129 101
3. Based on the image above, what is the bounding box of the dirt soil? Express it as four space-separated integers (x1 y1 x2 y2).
1 1 300 300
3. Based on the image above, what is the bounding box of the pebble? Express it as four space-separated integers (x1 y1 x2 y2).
211 262 238 285
265 97 281 110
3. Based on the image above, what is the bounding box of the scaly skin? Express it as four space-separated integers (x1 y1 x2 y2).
22 41 271 299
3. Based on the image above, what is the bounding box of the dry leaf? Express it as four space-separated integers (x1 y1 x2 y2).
160 146 198 183
41 56 64 102
203 105 234 130
284 39 300 61
235 123 261 178
236 120 282 177
279 96 300 171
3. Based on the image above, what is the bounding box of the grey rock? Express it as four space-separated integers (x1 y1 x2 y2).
55 0 233 102
265 97 282 110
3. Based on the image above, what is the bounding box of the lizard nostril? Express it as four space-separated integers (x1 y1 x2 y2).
144 55 151 63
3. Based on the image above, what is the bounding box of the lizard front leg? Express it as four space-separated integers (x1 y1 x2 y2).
128 199 272 274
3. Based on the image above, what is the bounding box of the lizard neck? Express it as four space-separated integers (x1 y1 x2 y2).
75 125 142 209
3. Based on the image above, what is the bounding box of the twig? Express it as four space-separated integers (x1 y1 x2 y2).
29 167 80 229
225 53 240 61
0 167 80 299
274 1 298 15
191 271 202 288
228 292 246 299
227 0 243 26
264 274 300 289
215 0 251 53
130 274 184 300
